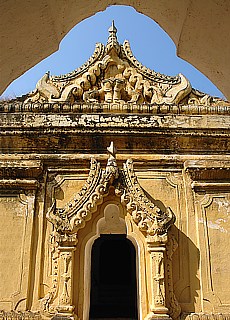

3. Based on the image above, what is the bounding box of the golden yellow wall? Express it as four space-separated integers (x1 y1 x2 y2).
0 156 229 318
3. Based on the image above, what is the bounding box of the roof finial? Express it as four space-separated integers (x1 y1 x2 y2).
108 20 117 35
107 141 117 158
106 20 120 53
104 141 119 182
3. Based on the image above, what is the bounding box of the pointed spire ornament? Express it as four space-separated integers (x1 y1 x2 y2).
106 20 120 54
108 20 117 36
103 141 119 182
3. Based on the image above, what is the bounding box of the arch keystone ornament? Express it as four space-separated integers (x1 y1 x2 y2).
43 142 177 320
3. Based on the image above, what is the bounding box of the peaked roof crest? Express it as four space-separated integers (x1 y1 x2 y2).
6 22 227 108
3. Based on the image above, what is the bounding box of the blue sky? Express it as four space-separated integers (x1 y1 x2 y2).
1 5 225 100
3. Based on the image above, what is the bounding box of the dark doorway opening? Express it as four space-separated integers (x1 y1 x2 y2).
89 234 138 319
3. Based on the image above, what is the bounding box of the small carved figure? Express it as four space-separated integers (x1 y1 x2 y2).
101 79 114 103
113 78 125 102
83 89 100 103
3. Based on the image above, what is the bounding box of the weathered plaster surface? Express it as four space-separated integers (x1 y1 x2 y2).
0 23 230 319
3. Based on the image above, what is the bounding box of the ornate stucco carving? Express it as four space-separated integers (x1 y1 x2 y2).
121 159 175 240
0 311 40 319
181 313 230 320
166 234 182 319
43 142 176 318
46 142 175 239
19 22 228 108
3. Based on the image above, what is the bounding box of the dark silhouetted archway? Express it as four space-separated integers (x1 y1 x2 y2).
89 234 138 319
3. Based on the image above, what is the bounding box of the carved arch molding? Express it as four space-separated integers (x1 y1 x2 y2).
42 143 180 320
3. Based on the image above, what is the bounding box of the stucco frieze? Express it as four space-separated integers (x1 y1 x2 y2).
1 102 230 114
1 113 230 132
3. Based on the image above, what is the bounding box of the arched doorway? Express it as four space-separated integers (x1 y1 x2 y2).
89 234 138 319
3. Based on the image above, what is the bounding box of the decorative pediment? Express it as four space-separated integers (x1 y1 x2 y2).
24 21 228 108
47 142 175 242
42 143 178 319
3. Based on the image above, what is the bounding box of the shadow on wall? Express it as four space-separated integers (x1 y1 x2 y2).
144 188 200 315
168 226 200 316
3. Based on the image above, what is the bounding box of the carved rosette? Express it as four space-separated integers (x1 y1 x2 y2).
44 143 176 318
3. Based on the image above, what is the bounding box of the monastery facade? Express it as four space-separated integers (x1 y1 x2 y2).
0 23 229 320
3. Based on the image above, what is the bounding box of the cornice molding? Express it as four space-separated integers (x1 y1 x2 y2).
1 102 230 115
0 160 43 179
185 160 230 181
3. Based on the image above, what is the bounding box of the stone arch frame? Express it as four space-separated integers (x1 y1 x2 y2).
42 143 179 319
80 198 142 320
